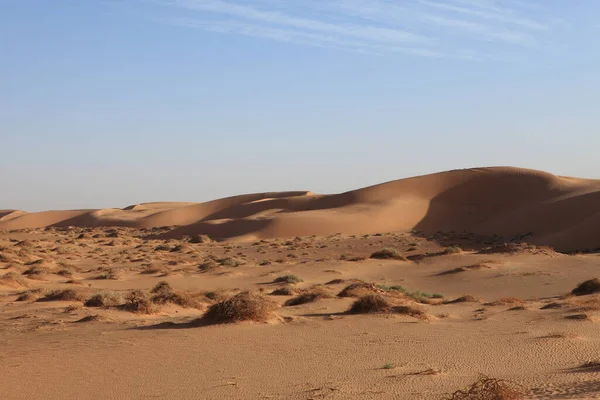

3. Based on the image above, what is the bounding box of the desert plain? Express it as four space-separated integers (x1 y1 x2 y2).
2 167 600 399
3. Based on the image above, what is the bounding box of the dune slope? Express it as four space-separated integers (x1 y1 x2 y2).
1 167 599 251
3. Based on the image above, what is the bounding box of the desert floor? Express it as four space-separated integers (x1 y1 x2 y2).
1 227 600 399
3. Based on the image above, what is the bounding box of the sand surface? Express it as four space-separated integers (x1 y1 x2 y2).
2 167 600 399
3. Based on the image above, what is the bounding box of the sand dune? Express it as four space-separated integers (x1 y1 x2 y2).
1 167 599 251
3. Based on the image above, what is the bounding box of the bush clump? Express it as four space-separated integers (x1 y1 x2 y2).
370 248 407 261
284 287 332 306
571 278 600 296
202 292 277 324
85 291 124 308
123 290 156 314
38 289 86 302
443 376 525 400
273 275 303 284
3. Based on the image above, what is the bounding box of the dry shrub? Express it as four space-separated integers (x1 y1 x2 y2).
273 275 303 284
189 234 212 244
485 297 523 307
348 294 427 319
348 294 392 314
338 281 383 298
85 291 124 308
0 271 28 288
325 279 345 285
571 279 600 296
16 288 44 302
202 292 277 324
22 265 51 279
540 302 564 310
270 286 298 296
38 289 86 302
370 248 407 261
123 290 156 314
95 269 123 280
445 295 481 304
284 287 332 306
150 281 204 309
198 260 220 272
444 376 525 400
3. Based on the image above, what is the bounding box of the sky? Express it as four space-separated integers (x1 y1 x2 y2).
2 0 599 211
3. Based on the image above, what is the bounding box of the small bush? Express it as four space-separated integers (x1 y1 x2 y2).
444 245 463 254
270 286 298 296
274 275 303 284
123 290 156 314
284 287 332 306
150 281 203 308
348 294 392 314
202 292 277 324
370 248 407 261
38 289 86 302
338 281 382 298
443 376 525 400
571 278 600 296
85 291 124 308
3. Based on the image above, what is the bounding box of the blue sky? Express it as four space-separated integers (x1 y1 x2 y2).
2 0 599 210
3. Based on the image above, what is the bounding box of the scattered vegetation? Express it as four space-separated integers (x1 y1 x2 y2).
442 376 525 400
123 290 156 314
571 278 600 296
444 245 463 254
284 287 332 306
38 289 86 302
338 282 382 298
85 291 124 308
274 275 304 284
202 292 277 324
444 295 480 304
370 248 407 261
348 293 391 314
149 281 204 309
270 286 298 296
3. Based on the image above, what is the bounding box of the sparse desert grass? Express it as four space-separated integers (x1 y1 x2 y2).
339 254 365 262
274 275 303 284
95 269 124 280
338 281 383 298
202 292 278 324
571 278 600 296
443 376 525 400
444 245 463 254
370 248 407 261
348 293 392 313
376 284 443 303
149 281 204 309
38 288 87 302
16 288 44 302
123 290 156 314
85 291 124 308
284 286 332 306
22 265 50 279
270 286 298 296
348 294 427 319
540 301 565 310
217 257 244 267
444 295 481 304
0 271 28 288
484 297 524 307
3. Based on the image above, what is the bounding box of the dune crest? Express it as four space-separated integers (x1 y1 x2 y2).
1 167 599 251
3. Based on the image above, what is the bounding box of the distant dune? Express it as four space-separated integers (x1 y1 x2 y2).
2 167 599 251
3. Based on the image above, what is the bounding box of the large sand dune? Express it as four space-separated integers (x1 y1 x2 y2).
2 167 599 251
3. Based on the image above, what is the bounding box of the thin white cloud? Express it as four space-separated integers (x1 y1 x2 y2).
143 0 566 59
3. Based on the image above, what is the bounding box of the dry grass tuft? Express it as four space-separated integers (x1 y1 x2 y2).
16 288 44 302
338 281 384 298
38 289 87 302
443 376 526 400
150 281 204 309
270 286 298 296
123 290 157 314
571 278 600 296
85 291 124 308
485 297 524 307
273 275 303 284
347 294 392 314
0 271 28 288
202 291 278 324
370 248 407 261
284 287 332 306
444 295 480 304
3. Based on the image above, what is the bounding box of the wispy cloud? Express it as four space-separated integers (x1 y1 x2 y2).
142 0 566 59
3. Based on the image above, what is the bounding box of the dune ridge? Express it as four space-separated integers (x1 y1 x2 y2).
2 167 599 251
